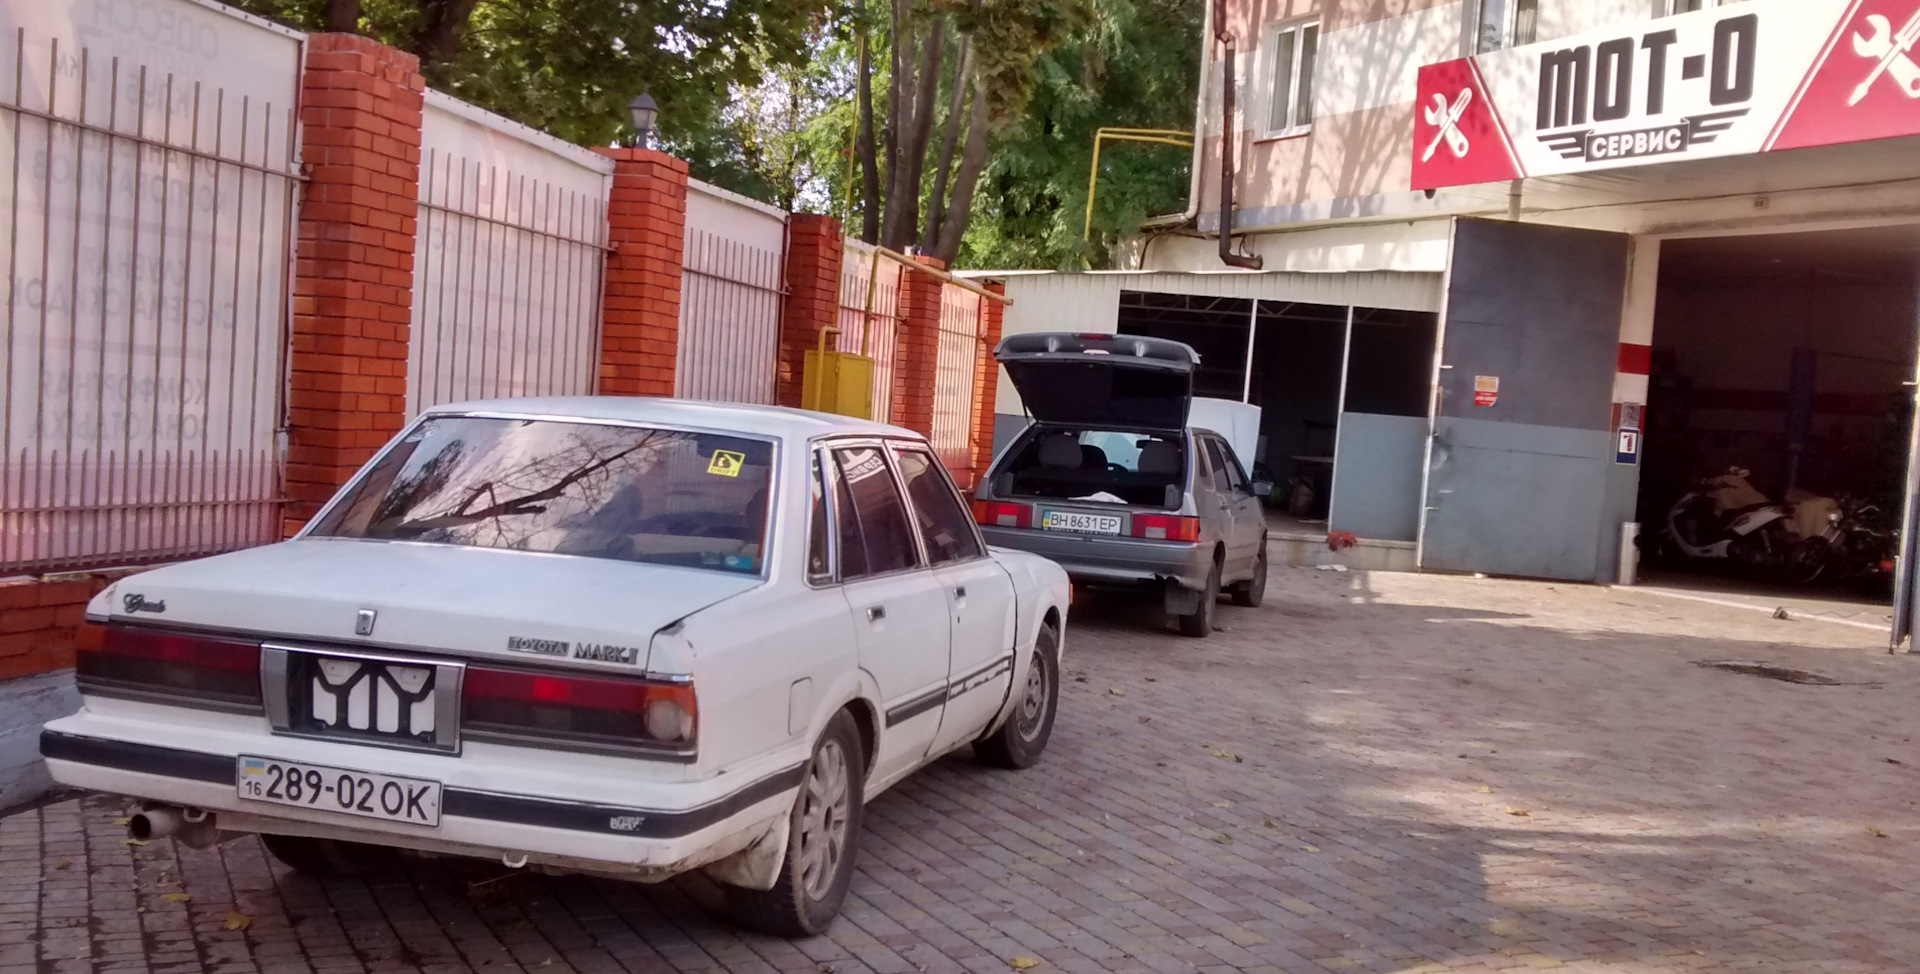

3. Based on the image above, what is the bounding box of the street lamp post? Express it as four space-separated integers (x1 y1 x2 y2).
629 92 658 148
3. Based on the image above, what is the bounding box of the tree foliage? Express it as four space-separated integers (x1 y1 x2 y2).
960 0 1200 269
229 0 826 146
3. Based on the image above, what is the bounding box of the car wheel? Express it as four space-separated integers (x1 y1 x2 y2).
1177 559 1220 638
259 834 381 876
975 624 1060 770
726 710 865 938
1230 538 1268 608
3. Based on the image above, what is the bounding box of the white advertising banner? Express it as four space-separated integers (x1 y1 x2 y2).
1412 0 1920 189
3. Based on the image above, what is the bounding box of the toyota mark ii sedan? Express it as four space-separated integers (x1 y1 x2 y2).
42 398 1070 936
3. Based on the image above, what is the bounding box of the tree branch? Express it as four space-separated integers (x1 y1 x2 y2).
920 37 970 253
932 69 990 264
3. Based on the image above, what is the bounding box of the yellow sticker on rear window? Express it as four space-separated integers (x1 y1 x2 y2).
707 450 746 477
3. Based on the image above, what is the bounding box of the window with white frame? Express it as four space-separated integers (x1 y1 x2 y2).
1264 19 1319 138
1474 0 1538 53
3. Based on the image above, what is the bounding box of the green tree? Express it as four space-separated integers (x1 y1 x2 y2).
959 0 1200 269
229 0 826 146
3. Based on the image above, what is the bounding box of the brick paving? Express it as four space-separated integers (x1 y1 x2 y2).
5 568 1919 973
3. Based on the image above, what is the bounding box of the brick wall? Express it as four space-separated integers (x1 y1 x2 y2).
0 576 106 682
596 148 688 398
283 34 425 533
776 214 846 409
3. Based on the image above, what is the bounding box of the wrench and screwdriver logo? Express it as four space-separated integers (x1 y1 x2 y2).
1422 88 1474 161
1851 8 1920 105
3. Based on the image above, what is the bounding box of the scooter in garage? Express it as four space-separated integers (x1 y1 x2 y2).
1777 491 1897 590
1659 468 1802 579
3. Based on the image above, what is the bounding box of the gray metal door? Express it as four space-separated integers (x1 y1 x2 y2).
1420 219 1631 581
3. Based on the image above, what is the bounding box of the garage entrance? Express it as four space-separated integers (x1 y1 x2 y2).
1113 290 1437 546
1636 225 1920 625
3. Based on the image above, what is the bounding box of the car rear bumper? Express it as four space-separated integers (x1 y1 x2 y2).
981 526 1210 589
41 709 799 881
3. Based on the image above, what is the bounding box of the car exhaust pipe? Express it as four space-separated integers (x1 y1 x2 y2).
128 806 183 841
129 806 229 849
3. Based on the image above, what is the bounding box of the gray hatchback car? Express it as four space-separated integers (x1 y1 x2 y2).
972 333 1270 637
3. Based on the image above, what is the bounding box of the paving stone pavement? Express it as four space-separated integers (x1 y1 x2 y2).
4 568 1918 974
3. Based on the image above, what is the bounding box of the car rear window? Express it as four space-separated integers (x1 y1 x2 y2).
992 428 1185 508
311 416 774 574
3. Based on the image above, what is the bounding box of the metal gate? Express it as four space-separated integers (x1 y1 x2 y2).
838 239 901 424
1419 218 1631 581
931 283 984 475
676 181 785 403
0 17 301 574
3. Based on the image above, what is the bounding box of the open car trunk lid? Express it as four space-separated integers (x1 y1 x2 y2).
996 332 1198 432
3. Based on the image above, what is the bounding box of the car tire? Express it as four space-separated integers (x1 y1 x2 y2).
259 834 381 876
1177 559 1220 638
1230 538 1268 608
725 710 866 938
975 624 1060 770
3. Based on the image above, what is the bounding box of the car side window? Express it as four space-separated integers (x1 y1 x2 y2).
1207 438 1250 494
808 451 832 583
893 448 985 565
831 447 922 579
1195 437 1222 492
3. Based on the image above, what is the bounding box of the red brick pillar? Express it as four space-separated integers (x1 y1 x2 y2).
594 148 687 397
968 281 1008 486
891 257 946 438
284 34 424 534
777 215 845 408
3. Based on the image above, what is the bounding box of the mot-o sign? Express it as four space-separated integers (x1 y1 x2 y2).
1412 0 1920 190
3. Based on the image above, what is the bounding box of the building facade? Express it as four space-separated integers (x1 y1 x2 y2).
992 0 1920 643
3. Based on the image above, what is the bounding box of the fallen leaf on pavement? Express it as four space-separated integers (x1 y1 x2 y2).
1210 833 1232 844
1475 786 1492 793
1868 826 1887 838
1302 845 1321 853
1209 748 1233 759
1262 818 1280 829
1138 716 1151 724
1505 807 1530 817
113 817 131 826
1108 688 1125 696
124 839 147 847
161 893 191 903
1211 801 1231 808
52 858 69 871
1009 958 1040 971
224 911 251 931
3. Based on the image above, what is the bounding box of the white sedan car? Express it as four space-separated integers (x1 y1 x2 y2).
42 398 1070 936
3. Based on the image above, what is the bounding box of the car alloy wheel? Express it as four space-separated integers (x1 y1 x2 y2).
724 710 865 937
1015 654 1051 743
796 738 852 899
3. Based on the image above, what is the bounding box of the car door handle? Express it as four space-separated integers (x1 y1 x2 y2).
867 605 886 622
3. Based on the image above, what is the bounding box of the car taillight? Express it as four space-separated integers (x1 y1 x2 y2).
461 665 697 756
77 626 264 711
1132 514 1199 542
972 499 1032 528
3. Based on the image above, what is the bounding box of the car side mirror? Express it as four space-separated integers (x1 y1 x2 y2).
1252 481 1274 498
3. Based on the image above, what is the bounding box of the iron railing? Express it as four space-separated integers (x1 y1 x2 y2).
1 29 298 575
837 239 901 424
408 148 609 414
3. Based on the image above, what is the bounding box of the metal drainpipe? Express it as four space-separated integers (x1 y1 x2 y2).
1214 0 1263 270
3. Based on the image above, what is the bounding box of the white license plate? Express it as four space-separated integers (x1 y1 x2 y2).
1039 510 1124 535
237 756 441 827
